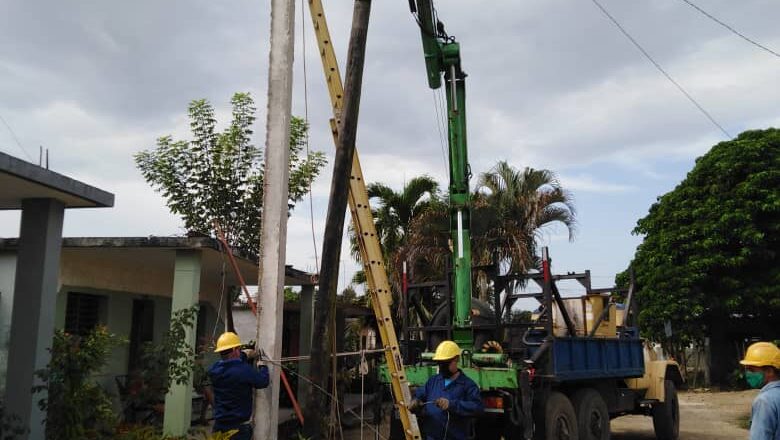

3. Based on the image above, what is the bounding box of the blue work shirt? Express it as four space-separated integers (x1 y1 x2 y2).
208 353 269 429
414 370 483 440
751 380 780 440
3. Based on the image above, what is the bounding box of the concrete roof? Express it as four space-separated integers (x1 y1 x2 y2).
0 236 316 287
0 151 114 209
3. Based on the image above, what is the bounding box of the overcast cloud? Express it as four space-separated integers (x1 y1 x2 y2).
1 0 779 293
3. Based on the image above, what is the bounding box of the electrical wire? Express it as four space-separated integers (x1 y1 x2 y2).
261 355 389 440
589 0 732 139
301 0 320 274
0 113 34 162
679 0 780 59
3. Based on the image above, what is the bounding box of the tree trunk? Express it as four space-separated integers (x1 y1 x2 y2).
302 1 372 437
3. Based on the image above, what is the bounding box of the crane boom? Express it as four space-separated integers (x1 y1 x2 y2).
305 0 421 438
412 0 474 345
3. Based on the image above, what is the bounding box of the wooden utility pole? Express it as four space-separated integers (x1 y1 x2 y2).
254 0 295 437
303 1 372 437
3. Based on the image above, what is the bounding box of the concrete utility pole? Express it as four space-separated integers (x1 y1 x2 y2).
303 1 372 437
254 0 295 437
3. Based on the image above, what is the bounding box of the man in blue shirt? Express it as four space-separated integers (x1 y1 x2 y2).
409 340 483 440
741 342 780 440
208 332 269 440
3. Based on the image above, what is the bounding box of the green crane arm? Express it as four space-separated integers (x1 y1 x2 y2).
411 0 473 346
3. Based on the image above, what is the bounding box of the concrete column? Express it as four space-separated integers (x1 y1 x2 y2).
163 250 202 436
297 285 314 404
254 0 295 437
0 252 17 394
4 198 64 439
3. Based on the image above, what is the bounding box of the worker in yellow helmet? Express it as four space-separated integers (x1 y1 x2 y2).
740 341 780 440
409 340 483 440
207 332 269 440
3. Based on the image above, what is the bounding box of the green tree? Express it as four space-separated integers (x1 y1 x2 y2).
473 161 575 273
623 129 780 358
135 92 326 255
404 161 576 284
349 175 440 287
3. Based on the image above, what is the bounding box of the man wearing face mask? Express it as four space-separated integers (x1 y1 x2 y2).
740 341 780 440
409 340 483 440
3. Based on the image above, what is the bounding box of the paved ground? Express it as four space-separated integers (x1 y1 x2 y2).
611 389 756 440
336 389 758 440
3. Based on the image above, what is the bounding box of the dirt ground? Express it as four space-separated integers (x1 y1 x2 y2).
338 389 758 440
611 389 756 440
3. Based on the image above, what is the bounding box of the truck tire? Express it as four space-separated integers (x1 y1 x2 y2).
571 388 609 440
652 380 679 440
536 391 579 440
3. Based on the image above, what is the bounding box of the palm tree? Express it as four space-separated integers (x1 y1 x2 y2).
349 175 440 288
473 160 576 274
403 161 576 286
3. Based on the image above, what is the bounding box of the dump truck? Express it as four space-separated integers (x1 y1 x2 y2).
379 2 684 439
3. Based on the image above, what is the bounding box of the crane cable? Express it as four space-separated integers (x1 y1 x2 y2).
589 0 732 139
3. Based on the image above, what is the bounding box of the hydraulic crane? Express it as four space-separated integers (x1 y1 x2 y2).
410 0 474 348
305 0 421 438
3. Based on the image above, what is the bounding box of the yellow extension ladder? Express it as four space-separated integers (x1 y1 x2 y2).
305 0 422 438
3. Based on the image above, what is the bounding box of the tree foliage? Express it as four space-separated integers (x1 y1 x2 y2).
135 93 326 255
624 128 780 345
127 306 203 418
348 176 440 289
404 161 576 283
34 327 126 440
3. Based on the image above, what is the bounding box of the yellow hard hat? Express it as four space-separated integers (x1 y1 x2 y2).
215 332 242 353
432 340 462 361
740 342 780 368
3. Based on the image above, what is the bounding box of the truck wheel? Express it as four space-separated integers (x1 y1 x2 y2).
571 388 609 440
652 380 679 440
536 391 579 440
475 418 502 440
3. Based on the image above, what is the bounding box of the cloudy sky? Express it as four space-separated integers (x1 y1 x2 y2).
1 0 779 294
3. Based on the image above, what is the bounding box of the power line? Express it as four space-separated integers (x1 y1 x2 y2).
0 113 34 161
680 0 780 59
589 0 732 139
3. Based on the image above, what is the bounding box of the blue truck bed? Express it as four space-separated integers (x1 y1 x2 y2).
549 337 645 381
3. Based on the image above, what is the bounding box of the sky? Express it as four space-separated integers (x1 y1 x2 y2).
1 0 779 295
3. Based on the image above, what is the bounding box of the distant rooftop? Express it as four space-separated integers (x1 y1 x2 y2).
0 151 114 209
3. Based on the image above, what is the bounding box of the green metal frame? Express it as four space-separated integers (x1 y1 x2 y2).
382 364 519 390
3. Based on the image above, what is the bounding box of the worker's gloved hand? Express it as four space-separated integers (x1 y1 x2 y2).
408 399 422 411
435 397 449 411
242 348 258 359
256 348 268 367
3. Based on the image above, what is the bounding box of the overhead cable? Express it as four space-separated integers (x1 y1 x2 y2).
680 0 780 59
589 0 732 139
0 114 34 161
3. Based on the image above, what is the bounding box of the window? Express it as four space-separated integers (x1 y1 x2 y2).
128 299 155 371
65 293 104 336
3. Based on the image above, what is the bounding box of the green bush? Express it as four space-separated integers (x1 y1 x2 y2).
0 400 27 439
34 327 126 440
